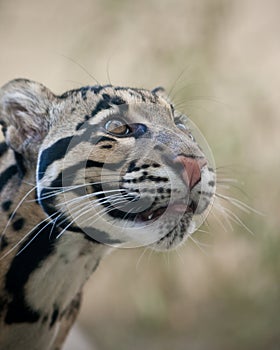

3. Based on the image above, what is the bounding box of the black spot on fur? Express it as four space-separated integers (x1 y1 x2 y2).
0 121 7 137
34 187 40 205
0 141 8 157
59 85 104 100
81 86 89 100
138 175 146 182
198 190 213 197
50 307 59 328
152 163 161 168
147 175 168 182
153 145 164 152
2 200 12 211
60 292 82 321
12 217 25 231
141 164 150 169
90 85 108 94
0 165 18 192
100 144 113 149
0 236 8 249
85 160 106 169
208 180 215 187
75 121 84 131
127 161 137 173
14 151 26 179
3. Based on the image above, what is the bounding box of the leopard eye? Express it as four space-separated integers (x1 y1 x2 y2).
176 122 187 131
175 121 195 141
105 119 131 136
188 133 195 141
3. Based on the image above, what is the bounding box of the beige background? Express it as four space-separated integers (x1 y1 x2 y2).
0 1 279 349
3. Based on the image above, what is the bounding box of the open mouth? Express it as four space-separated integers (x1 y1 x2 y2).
137 202 195 222
94 185 198 223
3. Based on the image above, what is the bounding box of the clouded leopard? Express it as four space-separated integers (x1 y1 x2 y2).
0 79 215 349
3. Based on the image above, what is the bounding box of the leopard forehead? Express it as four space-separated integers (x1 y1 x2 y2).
37 85 203 190
57 85 172 117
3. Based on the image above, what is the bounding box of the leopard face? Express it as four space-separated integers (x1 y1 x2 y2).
35 87 216 250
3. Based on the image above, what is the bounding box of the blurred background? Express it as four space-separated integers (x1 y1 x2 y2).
0 0 279 349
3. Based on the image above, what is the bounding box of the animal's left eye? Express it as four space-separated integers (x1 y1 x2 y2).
105 119 131 136
188 133 195 141
176 122 187 131
175 122 195 141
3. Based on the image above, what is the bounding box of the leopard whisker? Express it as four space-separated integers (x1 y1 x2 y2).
0 210 61 260
55 197 132 240
219 206 254 235
211 200 233 232
136 246 151 270
188 235 209 255
57 194 133 229
57 188 126 208
27 180 121 203
215 192 262 215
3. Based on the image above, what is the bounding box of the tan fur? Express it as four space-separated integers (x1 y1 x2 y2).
0 79 215 349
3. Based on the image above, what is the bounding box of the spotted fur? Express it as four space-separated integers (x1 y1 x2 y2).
0 79 215 349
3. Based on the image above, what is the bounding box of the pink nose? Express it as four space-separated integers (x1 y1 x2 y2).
174 156 207 190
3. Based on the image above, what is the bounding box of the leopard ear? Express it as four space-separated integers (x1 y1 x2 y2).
151 86 171 103
0 79 55 156
151 86 166 97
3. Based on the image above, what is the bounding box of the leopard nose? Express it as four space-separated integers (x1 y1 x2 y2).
174 156 207 190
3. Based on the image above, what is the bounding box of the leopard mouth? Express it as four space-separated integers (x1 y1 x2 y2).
94 184 198 223
137 201 195 222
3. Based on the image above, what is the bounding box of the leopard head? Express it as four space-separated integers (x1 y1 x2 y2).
0 79 216 250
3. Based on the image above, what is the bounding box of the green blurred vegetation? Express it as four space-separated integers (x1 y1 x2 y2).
0 0 279 349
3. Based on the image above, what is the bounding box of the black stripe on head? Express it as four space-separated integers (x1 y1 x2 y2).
38 136 72 180
38 124 117 181
5 222 58 324
58 85 112 100
91 95 126 118
0 165 18 192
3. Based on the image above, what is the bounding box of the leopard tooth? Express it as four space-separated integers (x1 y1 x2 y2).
148 214 153 220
